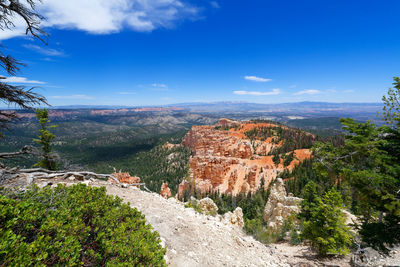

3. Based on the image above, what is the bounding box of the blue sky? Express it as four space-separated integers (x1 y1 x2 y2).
1 0 399 106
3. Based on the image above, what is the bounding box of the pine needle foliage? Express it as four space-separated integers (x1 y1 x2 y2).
33 108 57 170
301 187 353 256
0 0 48 135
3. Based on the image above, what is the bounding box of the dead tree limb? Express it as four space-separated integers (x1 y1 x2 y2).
14 168 153 192
0 145 35 159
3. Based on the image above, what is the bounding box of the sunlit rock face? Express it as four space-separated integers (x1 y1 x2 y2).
198 197 219 215
182 119 312 196
160 182 172 199
223 207 244 228
263 178 302 229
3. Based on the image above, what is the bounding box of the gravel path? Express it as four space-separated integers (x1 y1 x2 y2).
105 185 289 267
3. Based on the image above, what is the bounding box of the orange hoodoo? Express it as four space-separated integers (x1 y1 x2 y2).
160 182 172 198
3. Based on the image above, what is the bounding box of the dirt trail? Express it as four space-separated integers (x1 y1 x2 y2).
105 184 289 267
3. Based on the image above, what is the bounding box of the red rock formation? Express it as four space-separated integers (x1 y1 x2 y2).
177 180 192 199
181 119 312 196
110 172 140 184
160 182 172 198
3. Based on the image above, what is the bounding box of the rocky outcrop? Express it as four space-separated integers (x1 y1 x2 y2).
187 197 244 228
163 142 182 150
223 207 244 228
181 119 312 196
110 172 140 184
263 178 302 229
160 182 172 198
177 179 192 199
198 197 218 215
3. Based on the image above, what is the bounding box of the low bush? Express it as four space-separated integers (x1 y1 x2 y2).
184 199 203 214
244 216 300 245
0 184 166 266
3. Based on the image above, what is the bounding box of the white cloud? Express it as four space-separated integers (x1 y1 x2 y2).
244 76 272 82
50 94 93 99
234 88 280 96
23 44 64 56
294 89 320 95
3 76 46 84
0 0 201 40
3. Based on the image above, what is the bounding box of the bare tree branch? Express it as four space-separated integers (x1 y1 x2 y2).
0 145 35 159
0 0 48 43
0 0 49 134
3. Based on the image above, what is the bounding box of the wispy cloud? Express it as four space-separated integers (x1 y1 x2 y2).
23 44 64 56
234 88 280 96
244 76 271 82
152 83 168 88
0 0 202 40
151 83 169 91
210 1 220 8
343 89 355 93
50 94 93 99
3 76 46 84
294 89 320 95
118 91 137 95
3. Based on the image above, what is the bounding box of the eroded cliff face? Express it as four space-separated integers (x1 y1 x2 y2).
182 119 312 196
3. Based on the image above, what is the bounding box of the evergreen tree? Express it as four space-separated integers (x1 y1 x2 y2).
301 188 353 256
34 108 57 170
313 90 400 251
382 77 400 127
298 181 319 221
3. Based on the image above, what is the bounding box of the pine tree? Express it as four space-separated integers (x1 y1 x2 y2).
301 188 353 256
313 100 400 251
382 77 400 127
298 181 319 221
34 108 57 170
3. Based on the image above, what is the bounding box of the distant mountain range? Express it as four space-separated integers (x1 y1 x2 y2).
45 101 383 113
1 101 383 123
167 101 383 115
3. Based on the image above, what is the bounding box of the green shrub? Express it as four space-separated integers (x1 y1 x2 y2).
0 184 166 266
244 216 300 245
301 188 353 256
184 199 203 214
244 218 276 244
289 229 302 245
